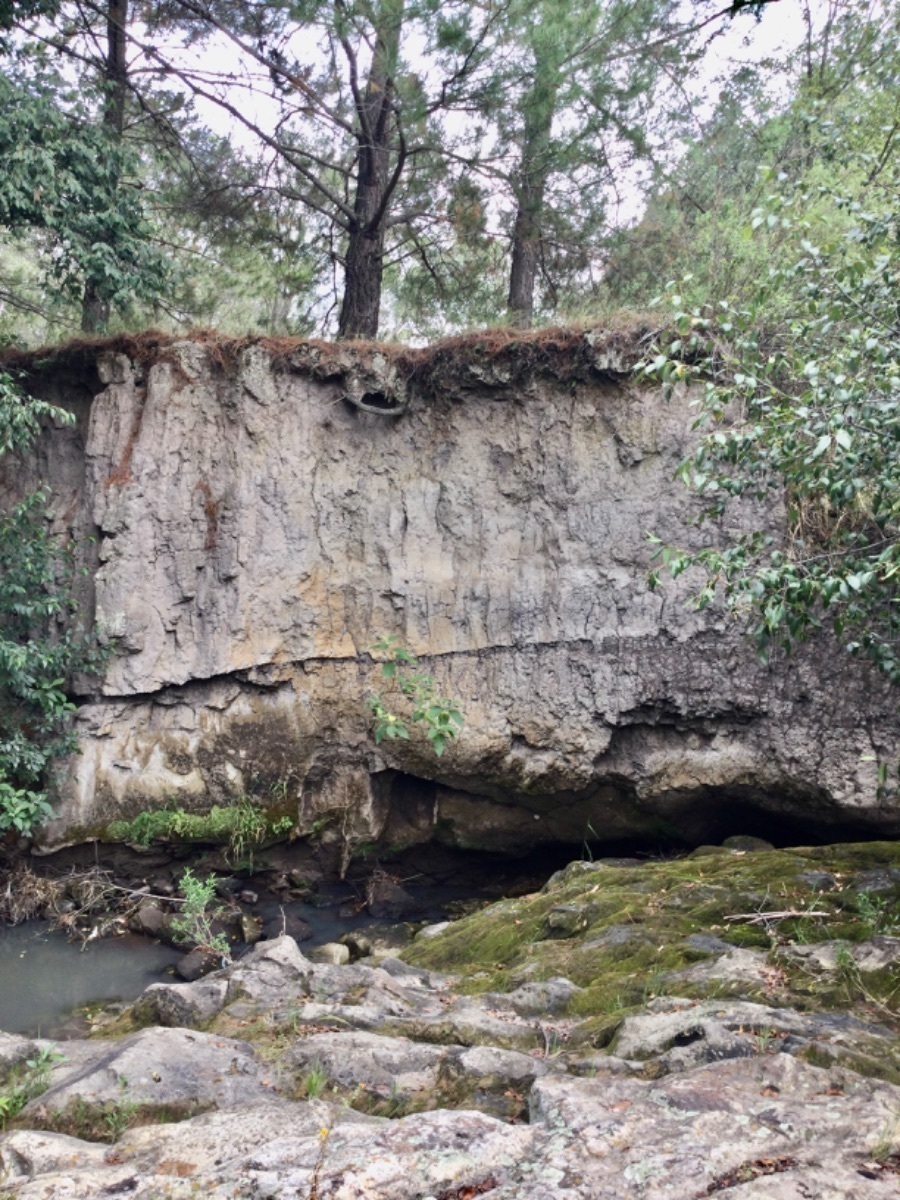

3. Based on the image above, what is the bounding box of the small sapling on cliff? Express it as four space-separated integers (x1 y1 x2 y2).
367 635 464 758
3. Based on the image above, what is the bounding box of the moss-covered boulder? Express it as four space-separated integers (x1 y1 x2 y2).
403 841 900 1076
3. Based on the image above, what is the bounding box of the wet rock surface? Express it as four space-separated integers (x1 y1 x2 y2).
3 842 900 1197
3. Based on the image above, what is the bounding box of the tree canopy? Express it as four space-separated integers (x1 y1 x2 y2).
0 0 815 340
637 3 900 686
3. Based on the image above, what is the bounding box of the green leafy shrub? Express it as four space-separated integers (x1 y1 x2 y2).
0 1044 64 1130
639 130 900 684
367 635 464 758
170 868 231 959
106 798 294 866
0 371 103 837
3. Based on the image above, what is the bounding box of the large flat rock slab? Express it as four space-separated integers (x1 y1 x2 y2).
521 1054 899 1199
22 1027 277 1125
3 1055 898 1198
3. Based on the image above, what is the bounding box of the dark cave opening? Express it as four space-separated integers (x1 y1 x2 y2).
367 770 900 892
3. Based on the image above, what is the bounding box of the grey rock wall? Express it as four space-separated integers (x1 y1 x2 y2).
5 334 897 852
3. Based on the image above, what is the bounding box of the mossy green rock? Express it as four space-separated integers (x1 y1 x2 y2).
403 841 900 1074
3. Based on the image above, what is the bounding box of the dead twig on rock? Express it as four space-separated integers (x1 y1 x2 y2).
724 910 831 925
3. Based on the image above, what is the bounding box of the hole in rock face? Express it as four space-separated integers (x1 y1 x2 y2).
670 1028 706 1049
352 390 402 411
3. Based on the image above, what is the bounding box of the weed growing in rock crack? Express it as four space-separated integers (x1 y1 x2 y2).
300 1063 328 1100
367 635 464 758
785 903 831 945
171 869 232 959
44 1090 141 1143
581 820 599 863
833 945 900 1019
641 969 668 1003
754 1026 777 1054
107 799 294 867
855 891 900 937
0 1045 64 1129
870 1115 900 1163
103 1079 139 1141
384 1080 404 1118
306 1122 332 1200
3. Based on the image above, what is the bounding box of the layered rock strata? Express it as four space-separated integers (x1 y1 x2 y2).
4 331 896 850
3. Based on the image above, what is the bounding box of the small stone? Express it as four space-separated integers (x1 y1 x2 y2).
640 1059 668 1079
366 875 417 920
543 861 605 890
781 937 900 973
131 901 165 938
262 913 313 942
175 947 226 981
0 1032 35 1073
416 921 451 940
133 978 228 1028
854 868 900 893
583 924 637 951
504 978 581 1016
240 913 263 944
546 905 591 936
722 835 775 852
239 889 259 904
341 932 372 960
311 942 351 966
685 933 735 955
797 870 837 892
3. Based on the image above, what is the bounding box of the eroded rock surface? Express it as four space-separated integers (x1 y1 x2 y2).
3 897 900 1198
4 332 896 850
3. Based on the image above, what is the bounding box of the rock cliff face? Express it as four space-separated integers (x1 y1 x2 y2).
5 330 898 853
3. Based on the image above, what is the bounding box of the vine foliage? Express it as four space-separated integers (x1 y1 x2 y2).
639 143 900 685
368 635 464 758
0 371 100 835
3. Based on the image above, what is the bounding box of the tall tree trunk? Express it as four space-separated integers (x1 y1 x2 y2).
81 0 128 333
507 173 546 329
506 58 558 330
338 166 390 339
337 0 404 340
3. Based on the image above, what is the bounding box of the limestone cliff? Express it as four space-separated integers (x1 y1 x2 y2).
4 329 897 853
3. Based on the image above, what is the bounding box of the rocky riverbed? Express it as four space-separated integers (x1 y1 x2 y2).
2 840 900 1197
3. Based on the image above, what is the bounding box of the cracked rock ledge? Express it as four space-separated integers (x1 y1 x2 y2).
3 842 900 1198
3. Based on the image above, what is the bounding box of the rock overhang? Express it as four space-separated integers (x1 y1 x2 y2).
0 327 896 854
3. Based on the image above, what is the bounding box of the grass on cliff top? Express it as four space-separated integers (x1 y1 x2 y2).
0 316 654 387
403 841 900 1045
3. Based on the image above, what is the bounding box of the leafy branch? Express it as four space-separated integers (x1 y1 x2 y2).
367 635 463 758
638 151 900 684
0 370 107 837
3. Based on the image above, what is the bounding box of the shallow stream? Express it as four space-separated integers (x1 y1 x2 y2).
0 923 182 1037
0 841 602 1038
0 870 528 1038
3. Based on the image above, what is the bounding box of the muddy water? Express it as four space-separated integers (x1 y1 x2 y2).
0 922 183 1037
0 887 476 1038
0 844 571 1039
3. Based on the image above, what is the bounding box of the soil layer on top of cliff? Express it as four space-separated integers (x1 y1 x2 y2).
0 319 654 394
